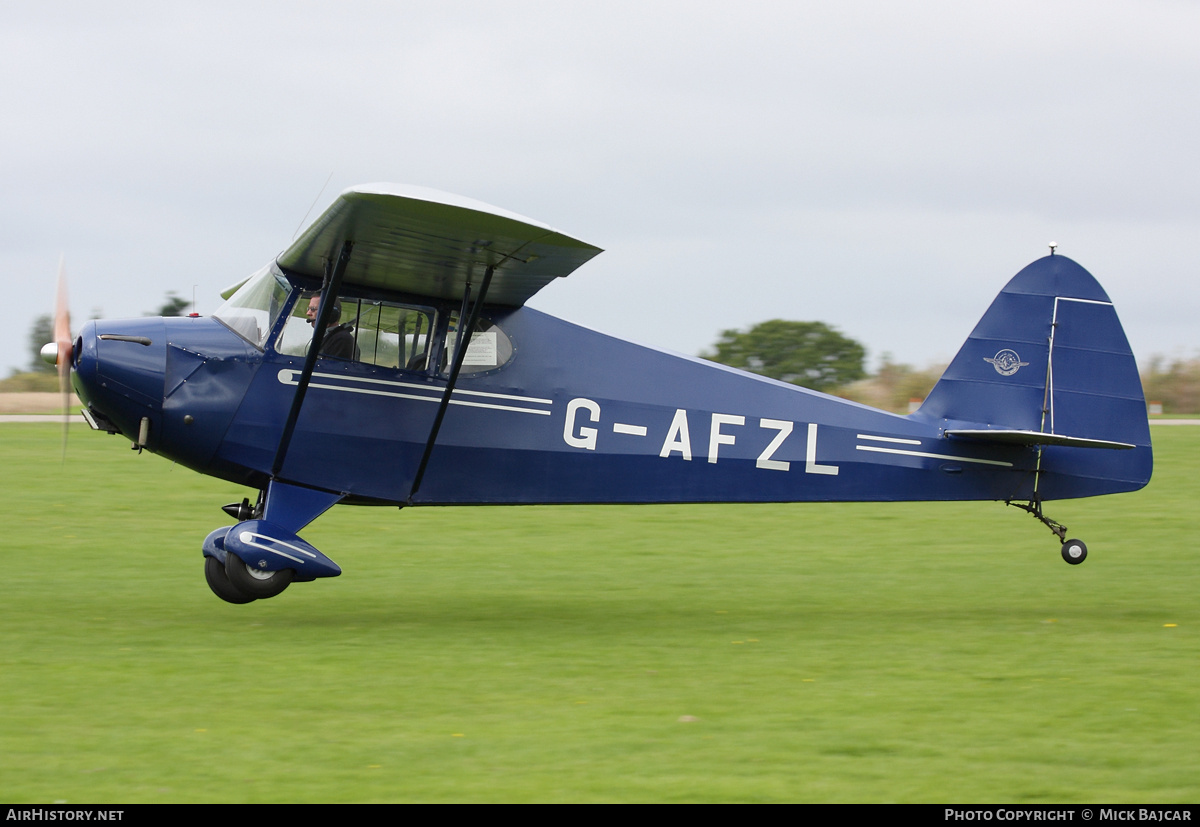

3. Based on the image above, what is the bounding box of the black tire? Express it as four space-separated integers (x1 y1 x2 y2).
205 556 257 604
1061 538 1088 565
225 553 294 598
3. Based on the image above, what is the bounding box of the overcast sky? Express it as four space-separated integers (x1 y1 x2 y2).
4 1 1197 380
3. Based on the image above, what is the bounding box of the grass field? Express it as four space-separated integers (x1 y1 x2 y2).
1 424 1198 802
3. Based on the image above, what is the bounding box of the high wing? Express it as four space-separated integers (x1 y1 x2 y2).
275 183 603 306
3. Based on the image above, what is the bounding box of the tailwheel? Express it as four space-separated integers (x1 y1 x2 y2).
225 553 294 599
1061 538 1088 565
204 556 257 604
1007 497 1088 564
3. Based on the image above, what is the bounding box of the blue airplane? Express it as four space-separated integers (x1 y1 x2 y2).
44 184 1152 603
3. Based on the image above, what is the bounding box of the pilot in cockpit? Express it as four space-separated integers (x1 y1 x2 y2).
305 294 356 359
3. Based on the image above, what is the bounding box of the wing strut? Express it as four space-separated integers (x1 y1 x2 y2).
269 240 354 480
407 264 496 504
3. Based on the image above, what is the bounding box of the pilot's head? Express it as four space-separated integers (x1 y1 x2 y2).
306 295 341 326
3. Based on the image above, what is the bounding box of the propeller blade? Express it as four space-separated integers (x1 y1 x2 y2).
53 256 72 457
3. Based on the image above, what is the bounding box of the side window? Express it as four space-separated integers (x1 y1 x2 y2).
349 299 435 370
275 293 436 372
441 313 514 375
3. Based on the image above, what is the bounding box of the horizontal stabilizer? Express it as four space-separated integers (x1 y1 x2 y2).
945 429 1135 450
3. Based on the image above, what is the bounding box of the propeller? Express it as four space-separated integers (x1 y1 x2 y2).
39 256 73 455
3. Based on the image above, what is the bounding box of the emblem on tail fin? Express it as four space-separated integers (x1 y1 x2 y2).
984 349 1029 376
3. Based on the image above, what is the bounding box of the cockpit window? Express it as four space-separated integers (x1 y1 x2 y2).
276 293 436 372
211 265 291 348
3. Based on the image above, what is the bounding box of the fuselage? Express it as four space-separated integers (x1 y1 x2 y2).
72 265 1124 510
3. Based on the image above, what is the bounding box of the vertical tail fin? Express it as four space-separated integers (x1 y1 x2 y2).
916 254 1151 497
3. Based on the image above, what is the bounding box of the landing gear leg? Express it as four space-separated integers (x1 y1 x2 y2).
1007 497 1087 565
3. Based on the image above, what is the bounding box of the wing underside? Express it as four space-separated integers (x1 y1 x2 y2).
276 183 603 306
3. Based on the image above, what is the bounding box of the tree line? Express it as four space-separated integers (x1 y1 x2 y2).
704 320 1199 414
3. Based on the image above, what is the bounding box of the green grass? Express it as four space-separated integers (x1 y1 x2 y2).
1 425 1198 802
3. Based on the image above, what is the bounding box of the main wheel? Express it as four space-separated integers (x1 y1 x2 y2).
225 553 294 599
1061 538 1088 565
205 556 256 604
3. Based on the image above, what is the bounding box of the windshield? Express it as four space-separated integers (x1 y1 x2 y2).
211 264 294 348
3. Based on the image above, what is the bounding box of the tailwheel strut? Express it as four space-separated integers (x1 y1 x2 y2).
1006 498 1087 565
1007 497 1067 543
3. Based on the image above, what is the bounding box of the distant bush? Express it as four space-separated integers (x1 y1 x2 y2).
836 356 945 413
1143 356 1200 414
0 371 59 392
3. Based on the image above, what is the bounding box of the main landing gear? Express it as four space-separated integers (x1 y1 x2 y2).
1007 498 1088 565
201 486 343 603
202 521 338 604
225 553 295 599
204 555 256 604
202 525 283 604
